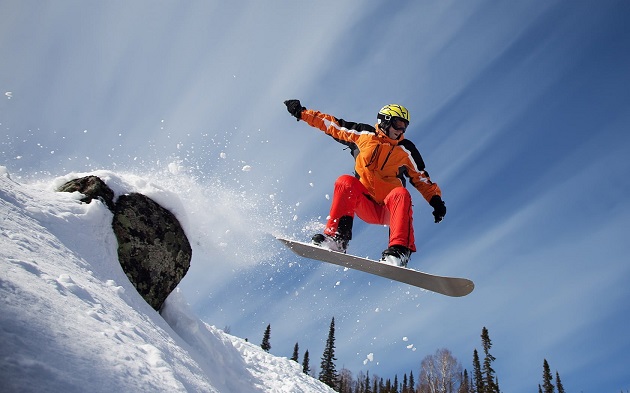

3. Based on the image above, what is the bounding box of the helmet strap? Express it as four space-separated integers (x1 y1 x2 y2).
378 115 392 132
379 120 390 133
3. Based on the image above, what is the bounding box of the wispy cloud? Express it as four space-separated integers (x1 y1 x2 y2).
2 0 630 391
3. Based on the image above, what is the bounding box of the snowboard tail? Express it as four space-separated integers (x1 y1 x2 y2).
277 237 474 297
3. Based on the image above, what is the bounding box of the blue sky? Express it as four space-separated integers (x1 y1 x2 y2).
2 1 630 391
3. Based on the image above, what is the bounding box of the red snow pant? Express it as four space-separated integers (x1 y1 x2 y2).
324 174 416 252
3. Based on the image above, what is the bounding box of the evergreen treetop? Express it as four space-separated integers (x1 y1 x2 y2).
302 350 311 375
319 317 338 389
542 359 554 393
291 342 299 362
261 324 271 352
481 327 499 393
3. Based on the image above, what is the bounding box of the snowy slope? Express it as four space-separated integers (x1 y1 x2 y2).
0 167 334 393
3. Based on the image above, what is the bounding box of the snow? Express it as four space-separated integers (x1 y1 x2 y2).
0 168 334 393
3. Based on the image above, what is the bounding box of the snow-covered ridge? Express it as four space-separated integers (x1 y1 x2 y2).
0 168 333 393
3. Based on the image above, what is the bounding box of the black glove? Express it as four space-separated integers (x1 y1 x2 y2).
284 99 305 121
429 195 446 223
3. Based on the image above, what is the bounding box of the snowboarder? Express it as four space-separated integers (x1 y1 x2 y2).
284 100 446 267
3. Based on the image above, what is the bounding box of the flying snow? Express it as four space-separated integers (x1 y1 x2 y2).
0 168 335 393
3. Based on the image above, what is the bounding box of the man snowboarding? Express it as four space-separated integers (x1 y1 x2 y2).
284 100 447 267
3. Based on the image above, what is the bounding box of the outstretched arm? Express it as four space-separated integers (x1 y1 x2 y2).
284 99 374 144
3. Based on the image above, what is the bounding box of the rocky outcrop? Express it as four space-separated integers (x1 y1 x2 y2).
111 193 191 311
58 176 191 312
57 175 115 210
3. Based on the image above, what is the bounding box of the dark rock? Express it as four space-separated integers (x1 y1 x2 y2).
57 176 115 211
57 176 192 312
111 193 192 311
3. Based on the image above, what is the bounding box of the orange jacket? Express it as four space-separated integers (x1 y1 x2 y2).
300 109 441 205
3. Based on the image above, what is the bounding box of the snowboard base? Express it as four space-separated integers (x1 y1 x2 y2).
277 237 474 297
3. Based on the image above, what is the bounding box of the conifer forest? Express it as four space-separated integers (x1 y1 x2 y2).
260 321 577 393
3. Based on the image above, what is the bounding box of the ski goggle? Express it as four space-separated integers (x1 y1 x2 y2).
390 119 408 132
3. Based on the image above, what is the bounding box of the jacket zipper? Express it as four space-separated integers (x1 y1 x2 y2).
380 145 394 170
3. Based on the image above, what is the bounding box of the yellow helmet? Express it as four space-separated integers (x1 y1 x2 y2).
377 104 410 129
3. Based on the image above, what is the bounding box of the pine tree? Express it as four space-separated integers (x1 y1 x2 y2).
302 350 311 375
319 317 338 389
459 369 471 393
472 349 484 393
409 371 415 393
481 327 498 393
402 373 408 393
261 324 271 352
542 359 554 393
364 371 371 393
291 342 299 362
555 371 565 393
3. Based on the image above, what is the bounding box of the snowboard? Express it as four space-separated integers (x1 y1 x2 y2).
277 237 474 297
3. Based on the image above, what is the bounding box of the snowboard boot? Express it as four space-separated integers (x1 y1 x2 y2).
311 234 349 253
380 245 411 267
